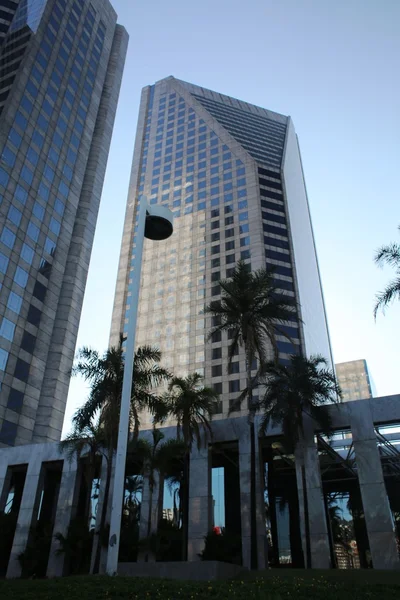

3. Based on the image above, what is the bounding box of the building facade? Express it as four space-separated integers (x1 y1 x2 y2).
336 359 374 402
110 77 333 421
0 0 128 447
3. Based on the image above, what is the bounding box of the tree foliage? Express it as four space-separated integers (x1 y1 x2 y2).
258 354 341 448
374 225 400 318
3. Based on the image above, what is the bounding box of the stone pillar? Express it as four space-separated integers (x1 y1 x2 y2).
295 416 330 569
349 401 400 570
46 457 79 577
187 445 211 561
6 456 43 578
239 425 267 569
0 460 10 510
137 468 160 562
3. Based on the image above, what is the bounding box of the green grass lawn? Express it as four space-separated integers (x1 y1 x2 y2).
1 571 400 600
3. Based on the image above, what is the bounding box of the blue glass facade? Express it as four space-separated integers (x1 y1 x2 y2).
0 0 128 446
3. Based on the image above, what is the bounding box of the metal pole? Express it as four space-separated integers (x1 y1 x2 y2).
106 197 147 575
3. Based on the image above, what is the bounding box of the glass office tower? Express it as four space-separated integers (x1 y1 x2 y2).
0 0 128 446
110 77 332 423
336 359 374 401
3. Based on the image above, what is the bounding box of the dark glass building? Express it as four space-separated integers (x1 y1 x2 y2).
110 77 333 422
0 0 128 446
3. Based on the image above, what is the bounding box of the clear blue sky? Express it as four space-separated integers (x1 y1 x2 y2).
63 0 400 434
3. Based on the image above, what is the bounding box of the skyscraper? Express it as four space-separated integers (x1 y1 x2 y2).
335 359 374 401
0 0 128 447
110 77 332 422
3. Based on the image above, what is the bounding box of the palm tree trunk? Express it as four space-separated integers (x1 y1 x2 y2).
301 462 312 568
145 470 154 561
181 450 190 561
297 413 312 569
84 460 95 528
157 473 164 526
93 451 113 574
247 357 258 570
288 482 305 568
267 458 280 566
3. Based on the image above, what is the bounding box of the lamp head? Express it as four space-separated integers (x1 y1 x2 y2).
145 205 173 241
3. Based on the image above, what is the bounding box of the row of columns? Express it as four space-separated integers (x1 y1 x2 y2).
1 402 399 578
183 408 399 570
0 447 78 578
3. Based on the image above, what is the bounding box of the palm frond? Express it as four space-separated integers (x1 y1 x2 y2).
373 277 400 318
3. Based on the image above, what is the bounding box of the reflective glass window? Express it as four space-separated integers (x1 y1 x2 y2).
54 198 65 216
27 222 40 242
7 291 22 315
14 266 28 288
21 165 33 185
37 114 49 132
49 217 61 236
7 206 22 227
0 348 8 371
33 202 45 220
0 252 9 273
38 182 50 201
0 168 9 188
26 80 38 98
32 131 44 148
21 96 33 114
1 227 15 249
15 111 27 131
58 182 69 198
8 128 22 149
2 147 15 168
45 237 56 255
21 243 34 265
27 147 39 166
0 318 15 341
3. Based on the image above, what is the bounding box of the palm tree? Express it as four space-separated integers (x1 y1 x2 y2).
59 420 106 529
124 475 143 524
258 355 340 446
205 260 297 569
144 429 165 558
165 373 217 560
73 338 170 440
69 338 170 573
374 225 400 317
258 354 341 567
153 438 185 528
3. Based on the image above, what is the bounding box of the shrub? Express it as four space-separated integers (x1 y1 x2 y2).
54 517 94 575
200 529 242 564
18 524 53 578
0 511 18 576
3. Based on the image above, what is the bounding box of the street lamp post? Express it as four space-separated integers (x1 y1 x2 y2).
106 198 173 575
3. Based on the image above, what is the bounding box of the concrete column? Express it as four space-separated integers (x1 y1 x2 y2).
6 456 44 578
239 426 267 569
349 401 400 570
187 445 211 561
0 460 10 510
46 457 79 577
295 416 330 569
